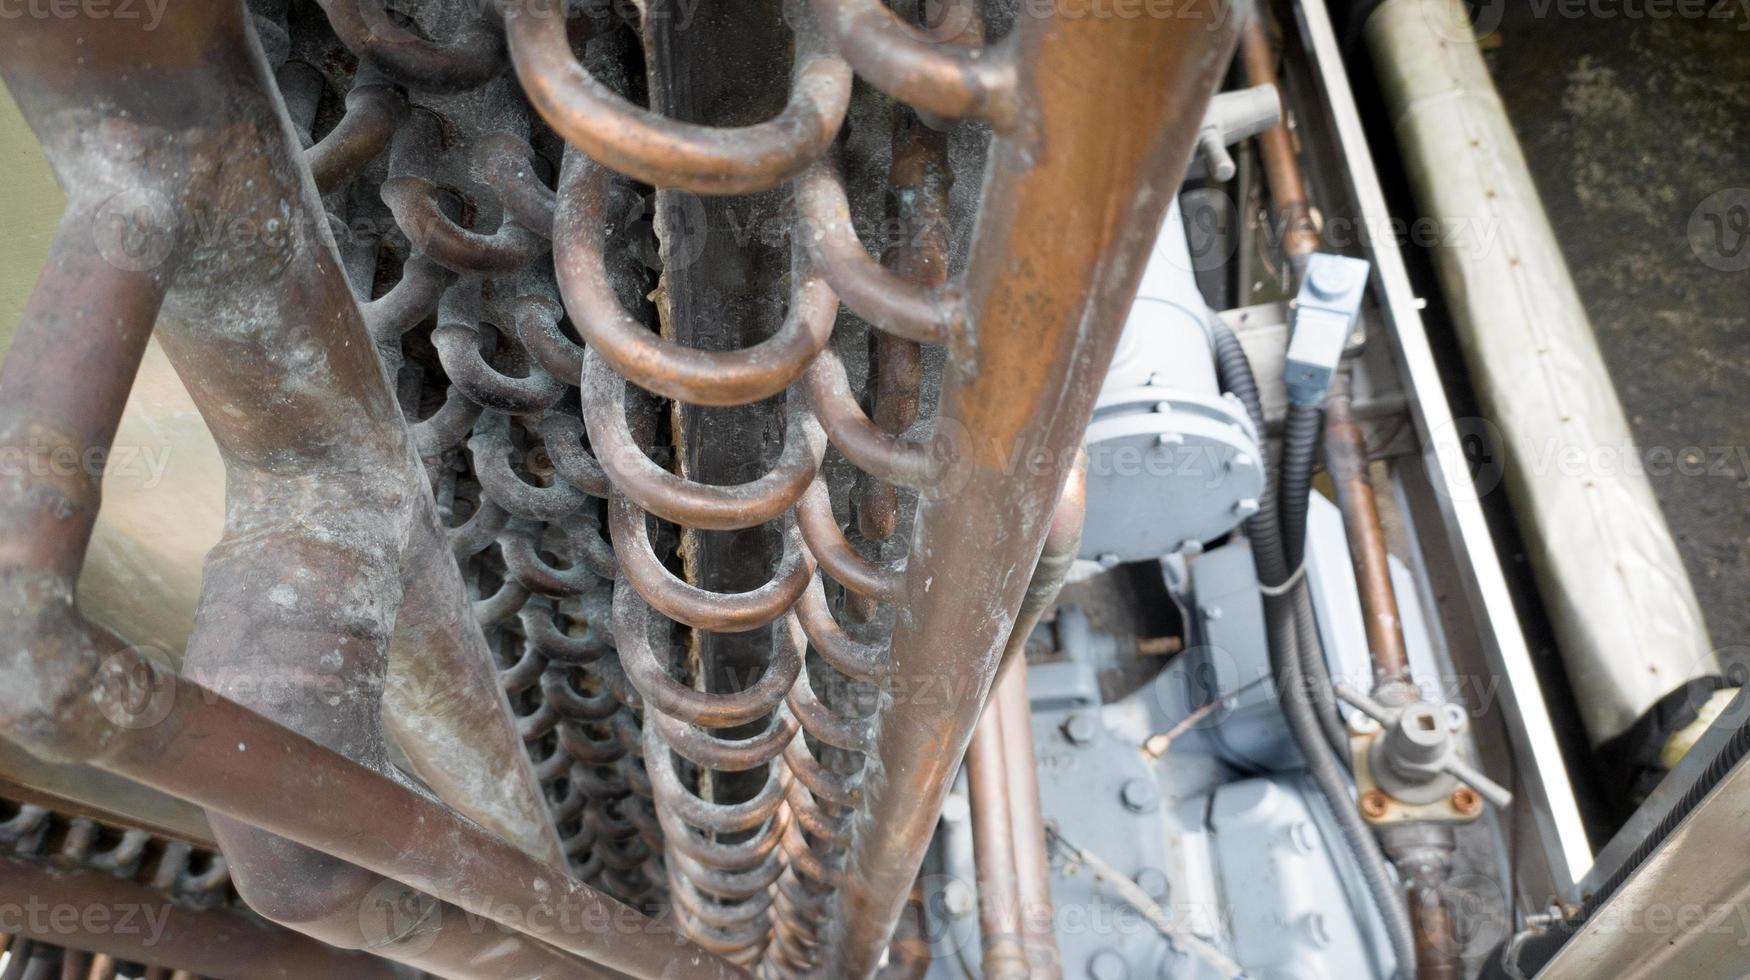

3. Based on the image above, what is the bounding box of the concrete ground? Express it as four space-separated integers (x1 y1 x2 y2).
1480 8 1750 671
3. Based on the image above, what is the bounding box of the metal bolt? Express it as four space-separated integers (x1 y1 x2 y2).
1120 778 1160 814
1445 703 1468 732
1088 948 1129 980
1097 552 1122 570
1062 714 1097 747
1233 497 1259 517
1301 911 1332 948
1288 820 1319 854
1360 789 1390 820
1451 786 1483 818
1156 429 1184 447
1348 711 1380 736
1133 866 1170 901
941 879 976 919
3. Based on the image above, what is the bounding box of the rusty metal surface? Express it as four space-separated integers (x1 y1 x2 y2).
994 667 1061 980
0 2 737 977
0 802 390 980
967 699 1027 980
0 0 1245 975
1325 373 1413 691
826 7 1245 973
1241 9 1322 276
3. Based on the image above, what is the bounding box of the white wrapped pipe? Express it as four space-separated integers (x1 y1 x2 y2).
1367 0 1721 747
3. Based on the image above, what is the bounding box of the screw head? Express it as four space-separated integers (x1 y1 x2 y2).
1062 714 1098 747
1089 948 1129 980
1301 911 1332 948
1451 787 1483 818
1120 778 1160 814
1133 866 1170 901
1360 789 1391 820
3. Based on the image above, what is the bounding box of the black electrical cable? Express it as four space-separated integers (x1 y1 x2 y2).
1210 320 1346 755
1211 320 1417 978
1278 401 1324 572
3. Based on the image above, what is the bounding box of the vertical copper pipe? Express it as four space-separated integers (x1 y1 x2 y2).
988 457 1081 979
1380 824 1461 980
968 700 1028 980
996 665 1061 979
1241 10 1321 276
827 7 1243 972
1323 373 1412 691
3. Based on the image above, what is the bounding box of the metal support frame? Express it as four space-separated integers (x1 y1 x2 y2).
0 1 1247 976
825 7 1245 973
0 4 743 978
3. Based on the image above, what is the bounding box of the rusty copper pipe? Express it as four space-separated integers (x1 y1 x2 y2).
968 698 1028 980
826 5 1243 972
1380 825 1462 980
987 457 1083 980
997 671 1060 980
1323 373 1412 691
0 855 396 980
0 5 743 977
1241 9 1321 277
503 0 852 194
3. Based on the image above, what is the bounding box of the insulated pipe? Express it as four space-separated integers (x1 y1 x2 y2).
1368 0 1723 751
825 6 1243 971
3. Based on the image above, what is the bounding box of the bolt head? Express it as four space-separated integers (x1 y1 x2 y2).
1451 787 1483 818
1120 778 1160 814
1062 714 1098 747
1088 948 1129 980
1360 789 1391 820
1133 866 1170 900
1301 911 1332 948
